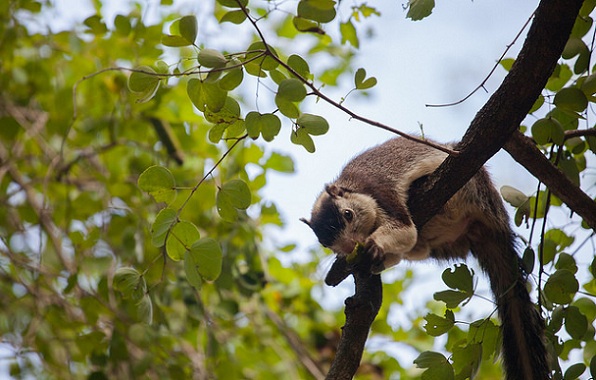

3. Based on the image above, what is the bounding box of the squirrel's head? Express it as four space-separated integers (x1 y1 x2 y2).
301 184 379 256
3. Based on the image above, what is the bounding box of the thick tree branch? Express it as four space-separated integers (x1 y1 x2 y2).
326 0 585 378
505 131 596 230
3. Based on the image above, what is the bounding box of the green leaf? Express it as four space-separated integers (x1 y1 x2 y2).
544 269 579 304
187 238 223 281
500 185 529 207
179 15 197 44
296 113 329 136
442 264 474 292
220 10 247 24
564 363 586 380
184 251 203 289
452 343 482 377
83 15 108 35
138 165 176 204
581 73 596 95
565 306 588 340
340 21 358 48
217 0 248 7
297 0 336 23
522 247 536 274
162 34 192 47
166 221 200 261
219 68 243 90
554 87 588 113
220 179 251 209
287 54 311 79
433 290 470 309
531 117 565 145
292 16 324 34
203 82 228 112
245 111 261 139
407 0 435 21
217 179 251 221
198 49 228 69
128 66 160 102
265 152 295 173
277 78 307 102
136 295 153 324
187 78 205 111
290 127 315 153
354 68 377 90
424 311 454 336
113 267 146 301
414 351 450 368
260 114 282 141
151 208 177 247
245 41 279 71
469 319 500 360
275 94 300 118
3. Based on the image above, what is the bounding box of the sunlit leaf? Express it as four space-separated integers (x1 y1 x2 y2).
220 10 247 24
296 113 329 136
188 238 223 281
138 165 176 204
166 221 200 261
179 15 197 44
290 127 315 153
500 185 529 207
297 0 336 23
277 78 307 101
150 208 177 247
340 21 358 48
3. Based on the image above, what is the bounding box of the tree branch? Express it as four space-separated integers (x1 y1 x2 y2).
504 131 596 230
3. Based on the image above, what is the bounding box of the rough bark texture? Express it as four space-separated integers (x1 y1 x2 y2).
326 0 586 378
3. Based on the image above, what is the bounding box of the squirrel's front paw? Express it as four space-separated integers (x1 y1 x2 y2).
365 238 386 274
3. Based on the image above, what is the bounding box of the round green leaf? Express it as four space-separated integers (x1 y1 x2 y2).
565 306 588 339
217 0 248 7
260 114 282 142
441 264 474 292
184 251 203 289
219 67 243 90
187 78 205 111
198 49 228 69
128 66 160 102
113 267 146 301
296 113 329 136
564 363 586 380
544 269 579 304
297 0 336 23
166 221 200 261
290 127 315 153
531 117 565 145
220 179 251 209
581 73 596 95
179 15 197 44
245 41 279 71
423 311 455 337
554 87 588 113
275 94 300 118
203 82 227 112
500 185 529 207
287 54 311 79
151 208 177 247
138 165 176 204
414 351 450 368
220 10 248 24
161 34 191 47
188 238 223 281
277 78 306 102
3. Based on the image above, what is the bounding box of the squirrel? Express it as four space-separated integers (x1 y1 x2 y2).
301 137 549 380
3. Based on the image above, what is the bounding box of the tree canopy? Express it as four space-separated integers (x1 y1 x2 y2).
1 0 596 379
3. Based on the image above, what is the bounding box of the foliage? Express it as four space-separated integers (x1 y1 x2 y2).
0 0 595 379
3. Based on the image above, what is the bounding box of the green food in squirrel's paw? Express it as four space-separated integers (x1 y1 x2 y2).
346 242 364 263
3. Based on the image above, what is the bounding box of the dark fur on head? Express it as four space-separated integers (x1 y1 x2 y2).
300 185 348 248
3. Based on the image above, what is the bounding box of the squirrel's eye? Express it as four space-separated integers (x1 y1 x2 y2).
343 209 354 222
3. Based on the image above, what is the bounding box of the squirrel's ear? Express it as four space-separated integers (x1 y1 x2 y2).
325 184 344 198
299 218 312 228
